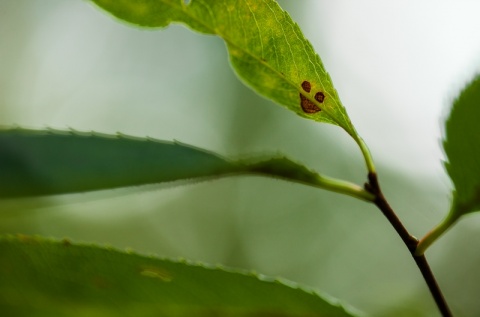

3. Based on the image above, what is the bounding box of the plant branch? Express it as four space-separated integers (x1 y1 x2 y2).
365 172 453 317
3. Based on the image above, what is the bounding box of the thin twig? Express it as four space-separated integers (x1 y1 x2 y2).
365 172 453 317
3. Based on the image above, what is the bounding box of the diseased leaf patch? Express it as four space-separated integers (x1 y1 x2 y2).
315 92 325 103
90 0 359 137
300 80 323 114
301 80 312 93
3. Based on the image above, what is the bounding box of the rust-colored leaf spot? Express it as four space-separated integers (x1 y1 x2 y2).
300 94 321 113
315 92 325 103
301 81 311 93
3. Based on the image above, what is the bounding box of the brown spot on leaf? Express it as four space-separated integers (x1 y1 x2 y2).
300 94 321 113
315 92 325 103
301 81 311 93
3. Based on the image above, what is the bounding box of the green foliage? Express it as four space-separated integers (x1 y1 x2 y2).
444 74 480 217
2 0 479 316
91 0 358 137
0 128 236 197
0 128 373 200
415 74 480 255
0 235 359 317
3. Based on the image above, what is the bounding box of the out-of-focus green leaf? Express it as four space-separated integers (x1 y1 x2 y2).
0 128 237 197
0 235 361 317
90 0 358 138
0 128 373 200
444 74 480 217
411 74 480 255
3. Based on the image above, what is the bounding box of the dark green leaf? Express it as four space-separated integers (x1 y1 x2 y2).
0 128 373 200
0 235 361 317
0 128 237 197
444 74 480 217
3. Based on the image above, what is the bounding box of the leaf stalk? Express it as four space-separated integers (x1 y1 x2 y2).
354 135 376 174
246 158 375 202
415 210 459 256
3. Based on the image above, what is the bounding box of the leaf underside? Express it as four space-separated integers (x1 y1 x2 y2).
0 128 323 198
90 0 357 137
443 74 480 217
0 235 360 317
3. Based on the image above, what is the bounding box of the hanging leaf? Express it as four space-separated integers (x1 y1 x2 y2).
89 0 358 137
0 128 373 200
0 235 361 317
444 74 480 217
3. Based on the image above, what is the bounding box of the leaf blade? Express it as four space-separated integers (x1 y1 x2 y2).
0 128 238 197
90 0 357 136
417 74 480 254
0 128 373 200
444 74 480 217
0 235 361 317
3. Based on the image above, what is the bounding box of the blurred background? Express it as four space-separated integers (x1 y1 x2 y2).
1 0 480 316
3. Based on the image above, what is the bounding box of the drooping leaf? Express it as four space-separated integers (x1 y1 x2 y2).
443 74 480 218
0 235 361 317
89 0 358 138
0 128 373 200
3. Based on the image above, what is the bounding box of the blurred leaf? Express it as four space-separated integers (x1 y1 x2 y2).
90 0 358 137
0 235 361 317
0 128 237 197
413 74 480 255
0 128 373 200
444 74 480 217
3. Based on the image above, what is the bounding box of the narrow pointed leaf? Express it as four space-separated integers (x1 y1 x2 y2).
90 0 358 137
443 74 480 218
0 235 361 317
0 128 373 200
0 128 238 197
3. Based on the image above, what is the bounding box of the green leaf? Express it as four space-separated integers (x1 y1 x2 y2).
0 128 237 197
415 74 480 255
0 128 374 201
444 74 480 217
0 235 361 317
89 0 358 137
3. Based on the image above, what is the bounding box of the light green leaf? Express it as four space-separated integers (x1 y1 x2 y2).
90 0 358 137
415 74 480 255
0 128 373 201
0 235 362 317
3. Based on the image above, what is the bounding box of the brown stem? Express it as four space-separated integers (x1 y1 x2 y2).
365 172 453 317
